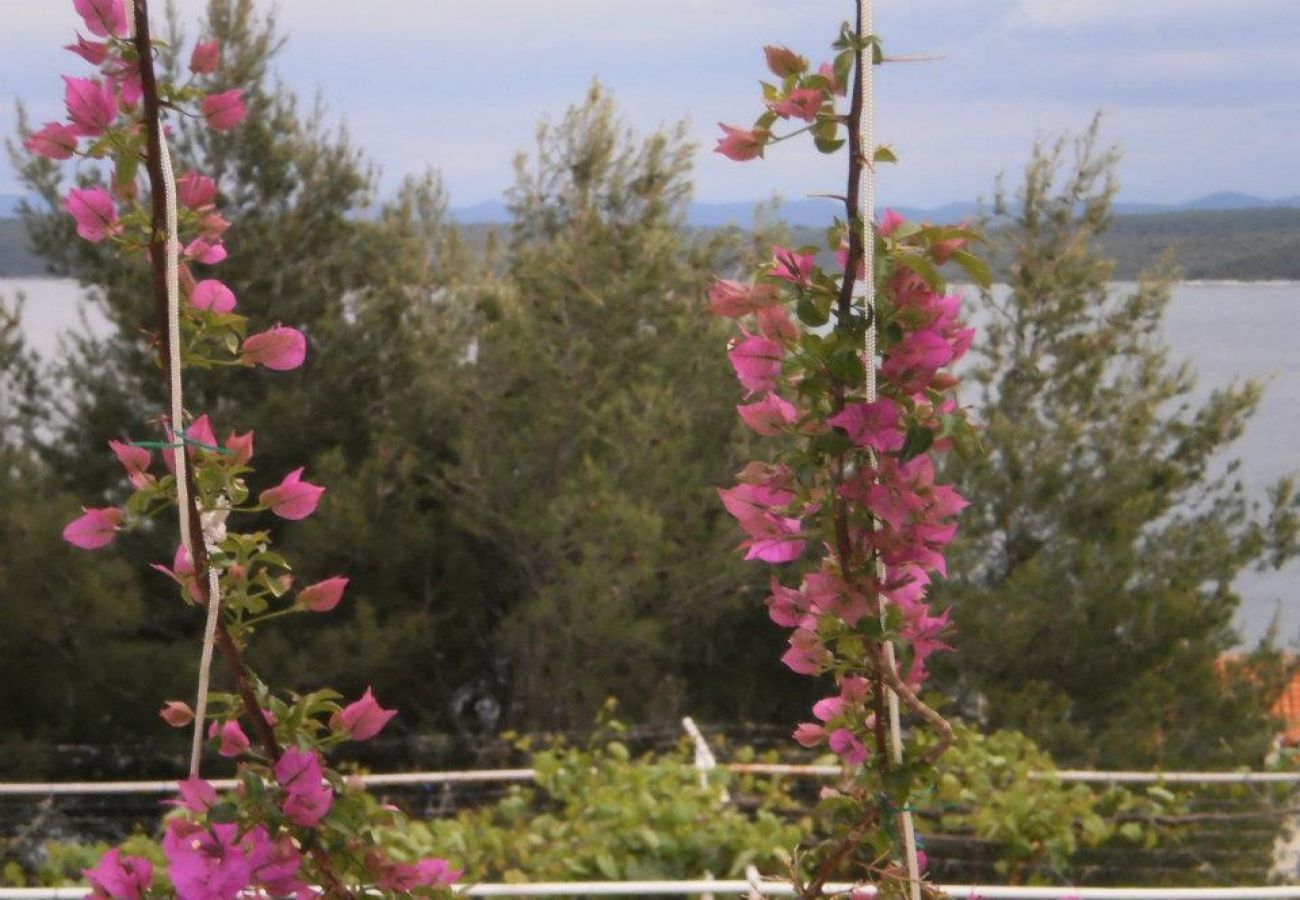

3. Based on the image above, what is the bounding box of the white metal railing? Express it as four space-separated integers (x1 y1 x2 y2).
3 764 1298 796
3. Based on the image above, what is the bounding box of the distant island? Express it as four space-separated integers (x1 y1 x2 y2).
4 196 1300 281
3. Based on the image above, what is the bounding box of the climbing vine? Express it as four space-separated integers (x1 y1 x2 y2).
713 4 988 897
29 0 457 895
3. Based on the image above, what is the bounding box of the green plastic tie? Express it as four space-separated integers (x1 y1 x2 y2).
129 423 233 455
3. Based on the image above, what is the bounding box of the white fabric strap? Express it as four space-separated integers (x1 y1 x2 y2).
128 0 223 778
854 2 922 897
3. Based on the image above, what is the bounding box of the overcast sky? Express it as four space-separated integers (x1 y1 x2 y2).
3 0 1298 209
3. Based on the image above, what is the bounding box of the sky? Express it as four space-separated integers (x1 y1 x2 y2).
2 0 1298 210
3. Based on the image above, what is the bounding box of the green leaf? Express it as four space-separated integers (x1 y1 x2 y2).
951 249 993 288
208 801 238 824
255 550 292 570
899 424 935 462
814 135 846 155
895 253 942 290
796 297 831 328
826 349 865 386
873 145 898 164
594 851 620 880
833 49 854 91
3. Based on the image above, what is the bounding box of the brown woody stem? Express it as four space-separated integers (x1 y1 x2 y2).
131 0 280 762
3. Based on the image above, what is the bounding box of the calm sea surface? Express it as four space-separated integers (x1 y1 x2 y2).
4 277 1300 645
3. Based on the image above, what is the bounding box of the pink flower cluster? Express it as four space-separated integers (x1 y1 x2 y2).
714 45 845 162
40 3 461 894
162 819 313 899
144 689 443 897
62 413 325 551
710 208 975 767
26 1 245 253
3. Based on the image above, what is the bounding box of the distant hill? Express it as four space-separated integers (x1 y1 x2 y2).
0 218 44 277
4 200 1299 281
1096 206 1300 281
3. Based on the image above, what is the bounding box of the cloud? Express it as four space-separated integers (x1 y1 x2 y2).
1011 0 1293 29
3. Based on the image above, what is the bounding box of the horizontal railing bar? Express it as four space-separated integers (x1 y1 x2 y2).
2 764 1297 796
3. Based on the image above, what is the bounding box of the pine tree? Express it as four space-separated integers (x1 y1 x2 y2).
444 84 792 729
934 121 1299 767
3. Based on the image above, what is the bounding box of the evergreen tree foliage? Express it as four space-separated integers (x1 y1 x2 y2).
443 83 792 730
8 0 502 747
934 122 1299 768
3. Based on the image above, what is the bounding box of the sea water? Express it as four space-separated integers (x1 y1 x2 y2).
5 277 1299 644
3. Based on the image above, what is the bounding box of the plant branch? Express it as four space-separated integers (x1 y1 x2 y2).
879 662 954 766
132 0 280 763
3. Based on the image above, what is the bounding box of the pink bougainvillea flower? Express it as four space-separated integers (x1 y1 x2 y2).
108 439 152 489
150 543 203 603
781 628 829 675
189 279 236 314
707 279 779 318
817 61 846 96
737 393 798 437
190 38 221 74
65 33 109 65
881 328 954 392
260 467 325 520
24 122 78 159
827 398 905 453
176 171 217 209
250 837 307 897
755 304 797 342
103 58 142 107
828 728 868 766
769 246 815 286
158 414 218 476
208 719 250 757
879 208 906 237
174 777 218 814
74 0 128 38
932 234 966 264
200 89 247 131
84 848 152 900
766 577 812 628
792 722 826 748
741 514 805 564
332 687 398 741
199 212 231 240
224 429 254 466
769 87 824 122
371 854 461 892
799 571 869 626
62 76 117 136
902 606 954 681
159 700 194 728
63 506 123 550
714 124 767 162
242 325 307 371
274 746 333 827
162 819 260 900
297 576 348 613
183 237 227 265
185 414 218 452
717 481 795 525
763 45 807 78
65 187 121 243
812 695 846 723
727 332 783 396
